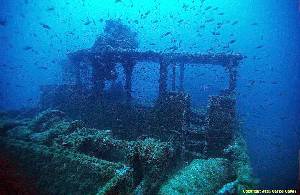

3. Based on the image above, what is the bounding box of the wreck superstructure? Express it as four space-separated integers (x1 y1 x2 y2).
0 20 254 194
41 48 242 158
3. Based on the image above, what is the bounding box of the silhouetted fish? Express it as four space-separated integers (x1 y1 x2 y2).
38 66 48 70
161 31 172 38
248 80 255 85
232 20 238 25
47 7 55 11
229 40 236 44
205 18 214 23
182 4 189 10
23 46 32 50
0 20 7 26
40 23 51 29
167 45 178 51
144 11 150 16
205 6 212 10
84 20 91 25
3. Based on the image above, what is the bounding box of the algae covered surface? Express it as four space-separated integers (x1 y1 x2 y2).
0 108 255 194
0 138 131 195
160 158 230 194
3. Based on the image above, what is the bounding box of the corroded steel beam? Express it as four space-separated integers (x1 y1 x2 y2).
68 49 243 67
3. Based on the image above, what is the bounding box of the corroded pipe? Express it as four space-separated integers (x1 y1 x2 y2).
159 58 169 97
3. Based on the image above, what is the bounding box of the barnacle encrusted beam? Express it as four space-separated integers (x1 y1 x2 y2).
68 49 243 66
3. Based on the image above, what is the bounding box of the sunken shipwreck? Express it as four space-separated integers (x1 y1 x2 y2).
0 20 255 194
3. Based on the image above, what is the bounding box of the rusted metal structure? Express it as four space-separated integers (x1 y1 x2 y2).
1 18 253 194
0 48 247 194
56 48 243 158
67 49 241 101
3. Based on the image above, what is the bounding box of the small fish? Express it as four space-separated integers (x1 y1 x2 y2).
205 18 214 23
251 22 258 26
259 80 266 83
23 46 32 50
212 31 220 35
40 23 51 29
178 19 184 23
0 20 7 26
161 31 172 38
152 20 159 23
229 40 236 44
115 0 122 3
84 20 91 25
231 20 238 25
182 4 189 10
66 31 74 35
167 45 178 51
256 45 264 49
205 6 212 10
249 80 255 85
279 116 287 120
38 66 48 70
47 7 55 11
218 12 224 15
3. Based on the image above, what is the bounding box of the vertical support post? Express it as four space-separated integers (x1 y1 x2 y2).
91 56 105 100
92 69 105 98
75 62 81 86
228 60 238 93
124 60 135 104
159 58 168 97
70 58 82 87
172 64 176 91
179 63 185 92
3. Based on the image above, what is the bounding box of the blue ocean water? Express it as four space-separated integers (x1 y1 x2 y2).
0 0 299 190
